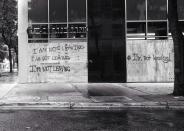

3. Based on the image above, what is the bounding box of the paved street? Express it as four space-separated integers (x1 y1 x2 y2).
0 110 183 131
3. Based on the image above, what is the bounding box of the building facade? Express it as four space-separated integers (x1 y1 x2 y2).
18 0 184 83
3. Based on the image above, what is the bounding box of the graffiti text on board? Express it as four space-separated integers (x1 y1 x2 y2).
32 44 85 54
31 55 71 62
127 53 172 63
29 43 86 73
30 65 70 73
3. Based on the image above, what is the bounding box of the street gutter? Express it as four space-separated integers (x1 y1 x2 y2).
0 101 184 110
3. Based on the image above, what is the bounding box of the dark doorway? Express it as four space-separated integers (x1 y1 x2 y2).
88 0 126 82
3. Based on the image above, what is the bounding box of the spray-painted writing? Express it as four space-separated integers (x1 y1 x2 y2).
127 53 172 63
29 42 86 73
30 65 70 73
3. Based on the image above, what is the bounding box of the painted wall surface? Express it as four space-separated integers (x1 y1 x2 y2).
127 40 174 82
18 0 29 83
27 41 88 83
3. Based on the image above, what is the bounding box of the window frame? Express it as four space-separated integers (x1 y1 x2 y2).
126 0 169 40
28 0 88 42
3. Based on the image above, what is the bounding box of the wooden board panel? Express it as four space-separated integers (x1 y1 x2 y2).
127 40 174 82
27 41 88 83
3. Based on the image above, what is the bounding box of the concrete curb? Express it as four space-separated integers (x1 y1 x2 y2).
0 101 184 110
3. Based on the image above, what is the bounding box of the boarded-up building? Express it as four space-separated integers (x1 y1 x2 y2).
18 0 182 83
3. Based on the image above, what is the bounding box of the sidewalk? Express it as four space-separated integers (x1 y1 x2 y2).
0 72 18 101
0 73 184 110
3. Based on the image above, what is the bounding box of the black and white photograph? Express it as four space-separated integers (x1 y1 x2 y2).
0 0 184 130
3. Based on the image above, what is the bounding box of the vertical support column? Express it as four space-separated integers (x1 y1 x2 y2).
67 0 69 38
18 0 28 83
145 0 148 39
86 0 88 82
48 0 50 41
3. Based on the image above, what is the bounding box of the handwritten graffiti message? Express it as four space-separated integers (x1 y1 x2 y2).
127 40 174 82
31 55 71 62
127 53 172 63
29 42 87 73
32 44 85 55
29 65 70 73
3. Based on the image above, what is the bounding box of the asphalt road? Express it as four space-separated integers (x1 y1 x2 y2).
0 110 183 131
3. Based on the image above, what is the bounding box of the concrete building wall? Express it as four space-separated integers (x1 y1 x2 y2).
18 0 29 83
127 40 174 82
